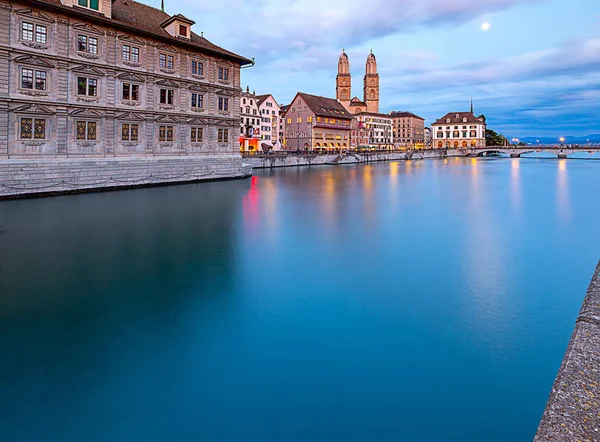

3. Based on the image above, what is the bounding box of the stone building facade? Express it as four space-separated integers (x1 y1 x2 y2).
336 49 379 115
0 0 252 160
283 92 352 151
389 111 425 148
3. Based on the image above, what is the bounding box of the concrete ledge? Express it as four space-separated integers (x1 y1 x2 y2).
0 156 251 199
534 261 600 441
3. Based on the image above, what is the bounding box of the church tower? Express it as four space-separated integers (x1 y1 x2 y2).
364 50 379 114
336 50 351 109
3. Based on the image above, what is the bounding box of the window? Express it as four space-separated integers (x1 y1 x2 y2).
159 89 174 105
20 118 46 140
78 35 98 54
218 97 229 111
78 0 100 10
76 121 97 140
218 67 229 81
179 25 188 37
122 45 139 62
287 118 291 124
159 125 174 142
191 61 204 76
21 22 48 44
77 77 97 96
159 53 174 69
122 83 139 101
191 93 204 109
218 128 229 143
297 117 302 123
191 127 203 142
121 123 139 141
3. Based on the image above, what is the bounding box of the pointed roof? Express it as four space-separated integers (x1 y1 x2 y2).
256 94 277 107
432 112 486 126
286 92 353 119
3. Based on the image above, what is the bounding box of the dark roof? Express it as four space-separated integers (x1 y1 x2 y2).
255 94 275 107
29 0 251 65
389 111 424 120
432 112 485 125
290 93 353 119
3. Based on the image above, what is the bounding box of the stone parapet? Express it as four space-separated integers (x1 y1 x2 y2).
0 155 251 199
534 261 600 441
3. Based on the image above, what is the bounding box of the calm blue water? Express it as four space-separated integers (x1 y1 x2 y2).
1 156 599 442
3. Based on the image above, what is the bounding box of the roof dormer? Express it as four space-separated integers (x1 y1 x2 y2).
62 0 112 18
160 14 195 40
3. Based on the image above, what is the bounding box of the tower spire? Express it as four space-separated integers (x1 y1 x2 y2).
161 0 165 12
470 97 473 114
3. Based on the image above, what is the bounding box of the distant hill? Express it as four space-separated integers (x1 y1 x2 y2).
515 135 600 145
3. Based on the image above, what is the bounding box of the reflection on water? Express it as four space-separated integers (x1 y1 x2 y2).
1 158 599 442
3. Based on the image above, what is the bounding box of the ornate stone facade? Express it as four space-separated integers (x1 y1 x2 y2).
0 0 252 159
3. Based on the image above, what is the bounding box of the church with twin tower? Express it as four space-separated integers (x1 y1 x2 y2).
336 50 379 114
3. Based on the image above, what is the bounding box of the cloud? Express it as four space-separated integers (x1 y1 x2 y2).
189 0 540 61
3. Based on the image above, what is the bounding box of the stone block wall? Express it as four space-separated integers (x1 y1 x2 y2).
0 155 251 198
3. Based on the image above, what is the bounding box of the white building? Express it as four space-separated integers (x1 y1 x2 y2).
257 95 282 150
240 87 261 151
353 113 393 148
424 127 432 147
432 112 486 148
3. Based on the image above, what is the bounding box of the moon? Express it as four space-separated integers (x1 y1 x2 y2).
481 22 491 31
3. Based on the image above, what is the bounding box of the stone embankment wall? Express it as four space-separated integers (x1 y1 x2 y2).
244 149 463 169
534 261 600 441
0 156 251 199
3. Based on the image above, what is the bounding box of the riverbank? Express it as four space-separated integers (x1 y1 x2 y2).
243 149 464 168
0 155 251 200
534 261 600 441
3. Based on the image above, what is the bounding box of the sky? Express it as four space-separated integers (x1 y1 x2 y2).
156 0 599 137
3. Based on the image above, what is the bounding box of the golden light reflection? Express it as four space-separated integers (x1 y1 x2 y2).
470 157 478 177
557 159 570 225
261 177 278 243
322 170 336 229
510 158 521 215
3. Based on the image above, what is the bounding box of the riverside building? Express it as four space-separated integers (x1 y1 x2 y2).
336 49 379 115
351 112 393 149
0 0 252 159
432 109 486 148
283 92 352 151
389 111 425 148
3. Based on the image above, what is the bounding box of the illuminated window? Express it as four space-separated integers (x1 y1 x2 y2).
121 123 139 141
20 118 46 140
158 125 174 142
190 127 203 142
218 128 229 143
76 121 97 140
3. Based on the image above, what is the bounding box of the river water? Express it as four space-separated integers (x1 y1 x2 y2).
1 156 599 441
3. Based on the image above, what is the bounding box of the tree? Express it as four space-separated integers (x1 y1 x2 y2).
485 129 506 146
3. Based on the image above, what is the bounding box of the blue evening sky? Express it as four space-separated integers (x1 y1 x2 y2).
155 0 598 137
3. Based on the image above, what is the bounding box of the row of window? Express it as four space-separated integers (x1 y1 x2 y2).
20 22 228 80
19 119 229 143
19 71 230 110
436 131 479 138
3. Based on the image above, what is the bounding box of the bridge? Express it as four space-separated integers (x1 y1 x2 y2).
458 145 600 158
